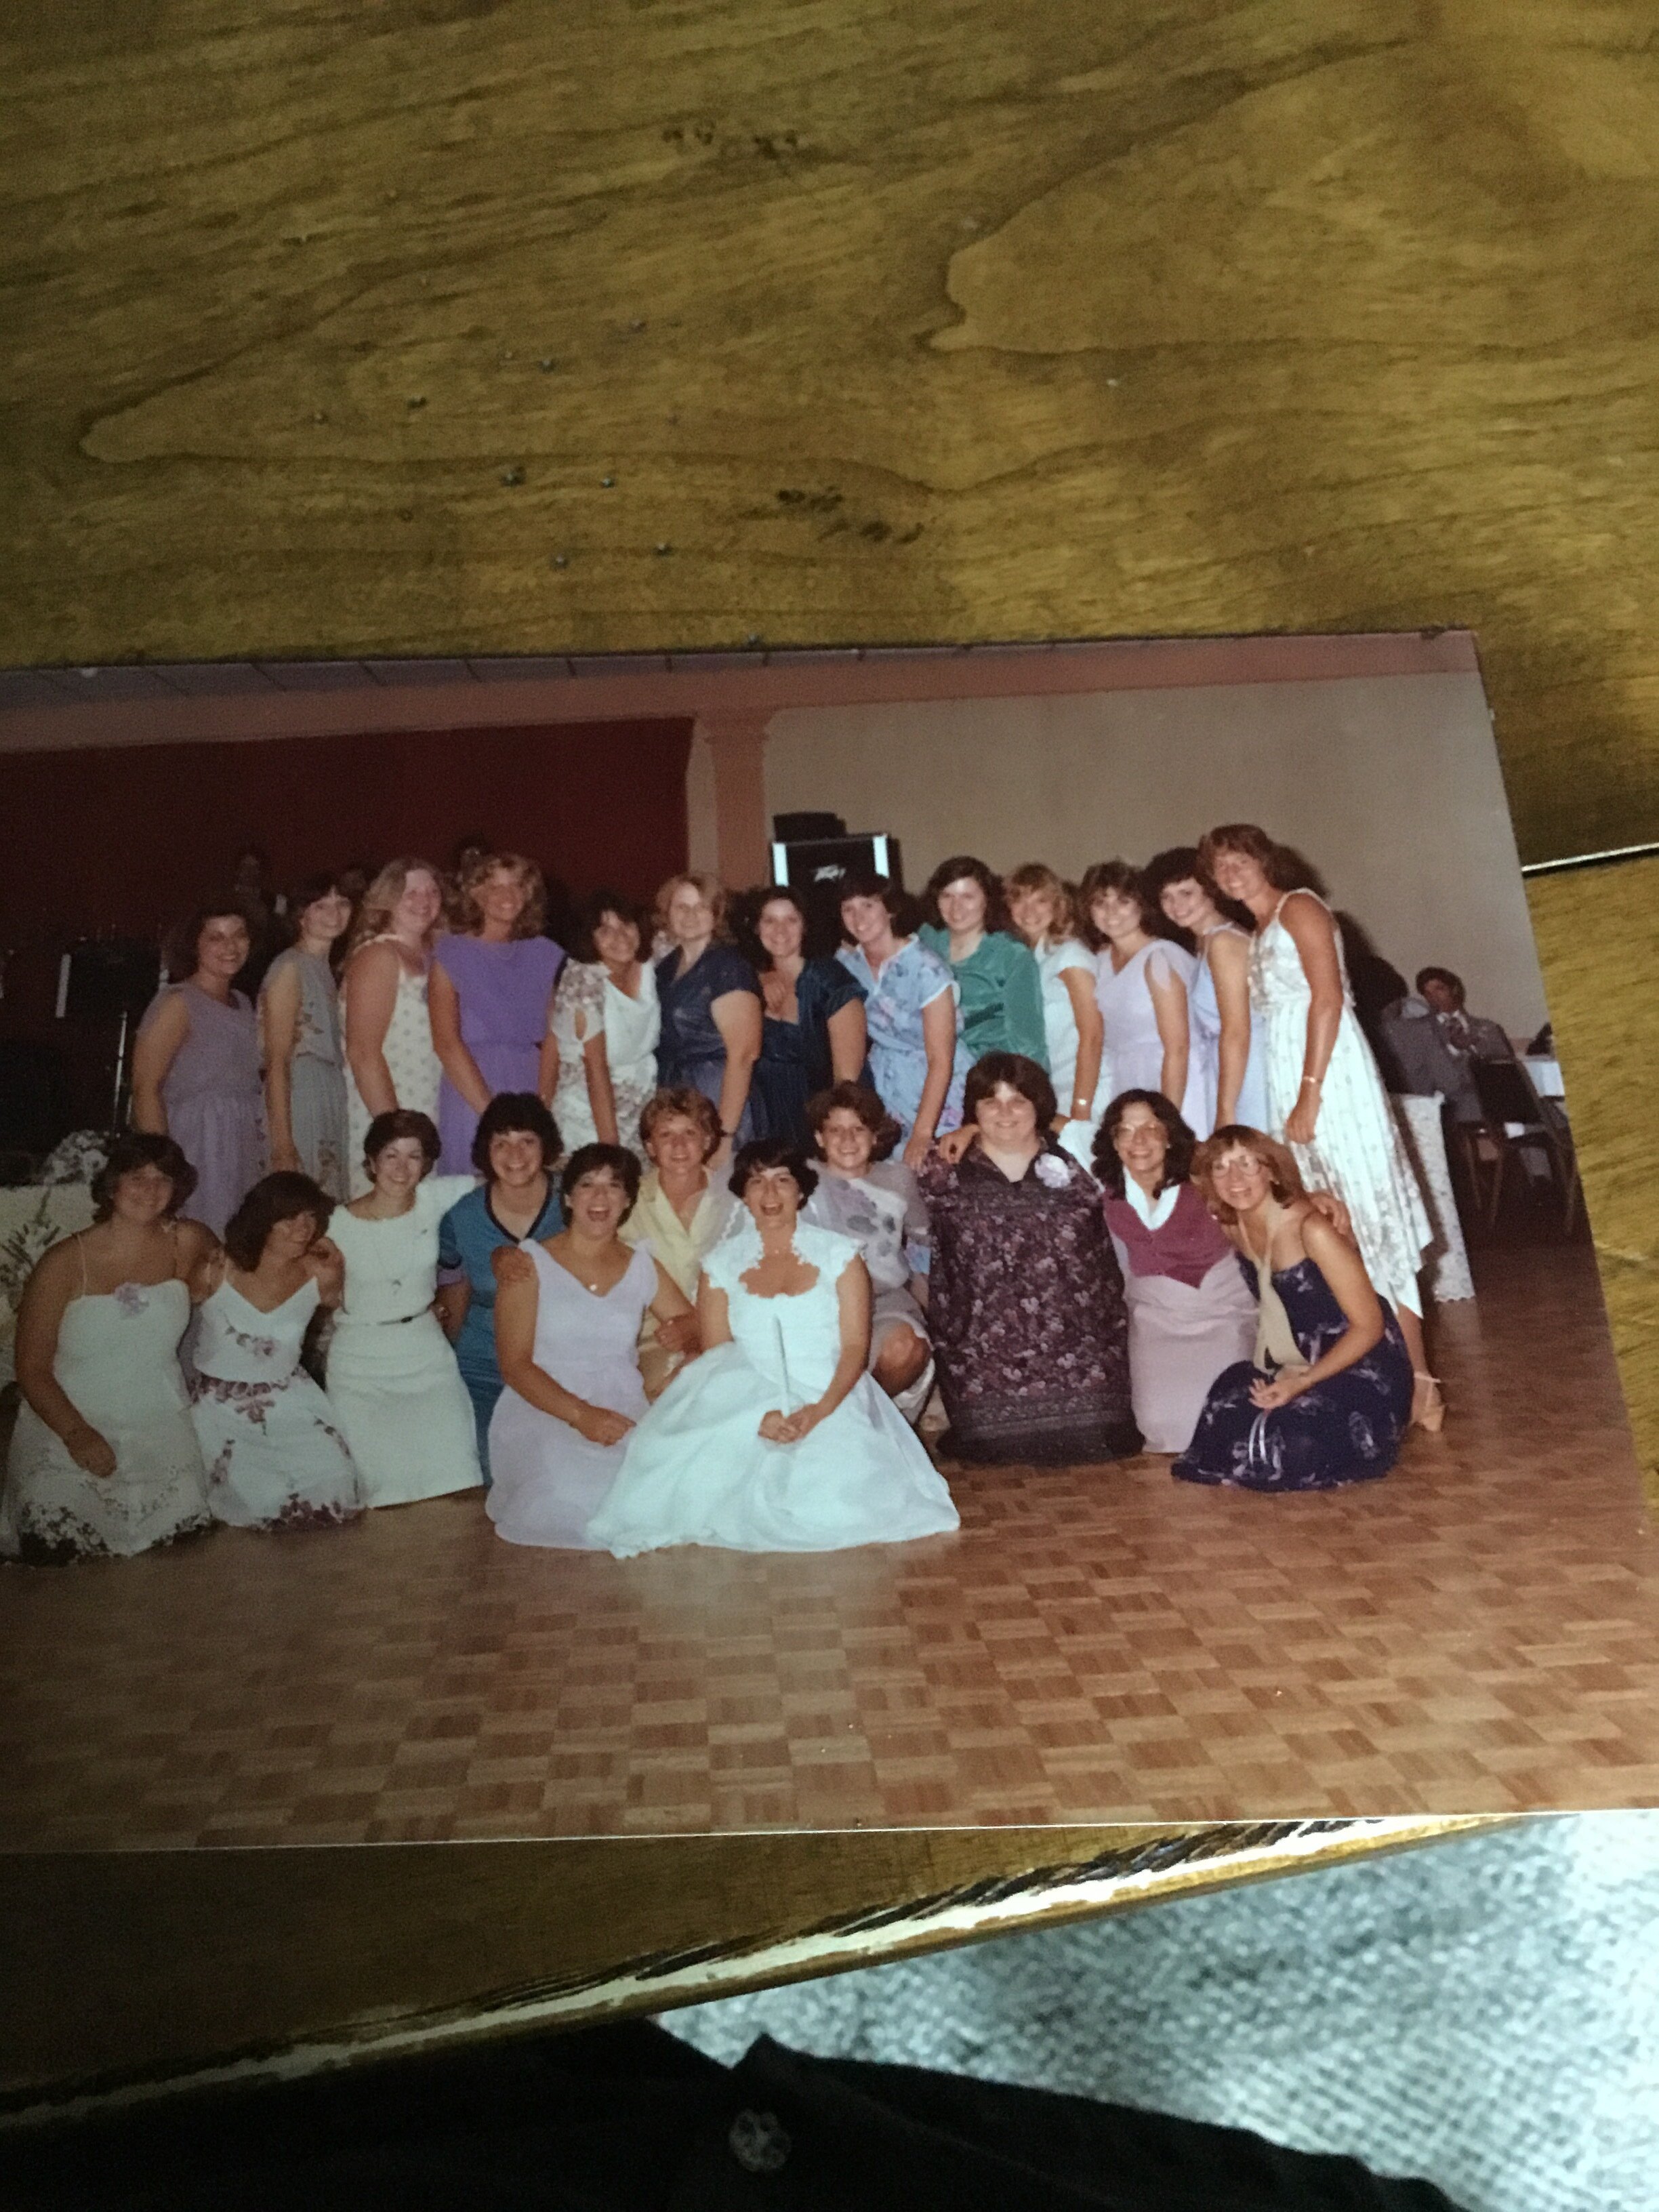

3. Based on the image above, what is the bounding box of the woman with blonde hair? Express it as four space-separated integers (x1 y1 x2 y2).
652 871 762 1165
1005 862 1105 1168
429 850 564 1174
339 857 446 1197
1174 1125 1413 1490
1197 821 1438 1429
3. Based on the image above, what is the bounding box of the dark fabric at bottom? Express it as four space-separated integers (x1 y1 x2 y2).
5 2021 1463 2212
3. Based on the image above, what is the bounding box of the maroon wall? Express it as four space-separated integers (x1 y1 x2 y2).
0 718 692 1120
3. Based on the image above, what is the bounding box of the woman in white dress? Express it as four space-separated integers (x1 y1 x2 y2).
340 858 445 1197
1005 862 1107 1169
2 1133 216 1563
1142 846 1267 1136
190 1172 363 1530
800 1082 934 1421
487 1144 695 1548
325 1111 484 1504
1080 860 1207 1134
587 1140 960 1557
546 891 661 1160
1199 823 1440 1431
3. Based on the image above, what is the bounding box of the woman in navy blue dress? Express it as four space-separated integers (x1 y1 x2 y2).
1174 1125 1412 1491
653 873 763 1166
737 885 867 1149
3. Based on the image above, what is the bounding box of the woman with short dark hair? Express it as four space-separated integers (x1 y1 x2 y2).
325 1111 483 1506
2 1133 217 1563
836 872 970 1171
434 1094 565 1473
586 1138 960 1556
919 1053 1141 1465
918 854 1048 1071
738 885 867 1149
546 890 661 1160
189 1174 362 1530
1092 1090 1257 1454
486 1143 693 1548
1080 861 1206 1134
131 905 267 1235
801 1082 933 1420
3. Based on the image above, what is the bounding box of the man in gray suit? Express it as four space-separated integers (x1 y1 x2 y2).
1378 968 1515 1123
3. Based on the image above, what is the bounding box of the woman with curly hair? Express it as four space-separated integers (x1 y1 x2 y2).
921 1054 1140 1466
1198 822 1438 1431
739 884 867 1149
131 903 266 1235
917 853 1048 1071
544 890 661 1160
340 857 446 1196
587 1139 958 1557
801 1082 933 1419
653 872 762 1163
1092 1090 1258 1454
430 851 564 1174
189 1172 362 1532
1174 1125 1413 1490
2 1133 216 1563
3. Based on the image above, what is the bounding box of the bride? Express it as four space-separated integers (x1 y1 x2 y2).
586 1140 960 1557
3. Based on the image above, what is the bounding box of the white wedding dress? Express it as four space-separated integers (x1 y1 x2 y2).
586 1221 960 1557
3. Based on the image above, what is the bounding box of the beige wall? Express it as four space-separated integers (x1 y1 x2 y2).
764 670 1550 1038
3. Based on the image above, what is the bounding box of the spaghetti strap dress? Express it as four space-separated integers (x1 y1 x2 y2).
190 1275 362 1530
1252 893 1431 1318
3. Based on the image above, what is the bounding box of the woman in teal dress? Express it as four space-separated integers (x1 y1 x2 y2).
434 1093 562 1474
917 855 1049 1073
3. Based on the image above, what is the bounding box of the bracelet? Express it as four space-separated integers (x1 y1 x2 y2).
1070 1099 1091 1116
720 1125 739 1137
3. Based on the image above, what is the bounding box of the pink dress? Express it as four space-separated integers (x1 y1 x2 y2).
1103 1180 1257 1454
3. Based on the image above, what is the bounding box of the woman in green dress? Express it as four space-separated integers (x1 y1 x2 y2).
917 854 1048 1073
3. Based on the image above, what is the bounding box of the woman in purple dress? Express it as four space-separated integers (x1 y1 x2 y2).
429 851 565 1174
131 905 267 1236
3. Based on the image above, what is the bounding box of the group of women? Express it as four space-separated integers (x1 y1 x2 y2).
2 822 1436 1565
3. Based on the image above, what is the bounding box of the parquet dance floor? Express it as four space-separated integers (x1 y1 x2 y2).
1 1244 1652 1847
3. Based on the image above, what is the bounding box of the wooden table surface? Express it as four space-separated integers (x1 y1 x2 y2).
2 0 1655 2118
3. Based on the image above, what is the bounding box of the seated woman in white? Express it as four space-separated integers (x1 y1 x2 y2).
486 1143 695 1549
586 1140 960 1558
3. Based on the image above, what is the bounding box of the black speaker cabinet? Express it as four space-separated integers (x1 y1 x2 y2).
769 832 902 956
58 938 163 1024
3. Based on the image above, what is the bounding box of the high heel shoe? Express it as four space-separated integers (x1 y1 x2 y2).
1412 1372 1446 1434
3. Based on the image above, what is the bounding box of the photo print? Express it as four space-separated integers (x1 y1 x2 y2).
0 627 1652 1845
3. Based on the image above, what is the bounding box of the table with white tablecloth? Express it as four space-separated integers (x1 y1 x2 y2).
1393 1092 1475 1303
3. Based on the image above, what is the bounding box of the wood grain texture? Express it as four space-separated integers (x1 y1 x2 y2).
1 0 1654 2110
1528 858 1659 1496
5 2 1659 859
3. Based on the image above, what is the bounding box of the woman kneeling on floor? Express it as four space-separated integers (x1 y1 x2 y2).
1174 1126 1413 1492
586 1139 960 1558
486 1142 696 1549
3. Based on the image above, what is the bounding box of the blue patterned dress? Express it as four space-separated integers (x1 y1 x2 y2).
1174 1254 1412 1491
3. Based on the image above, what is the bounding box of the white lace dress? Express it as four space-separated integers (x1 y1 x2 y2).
2 1275 212 1561
548 959 661 1160
190 1275 363 1530
586 1221 960 1557
1252 893 1432 1318
341 939 442 1197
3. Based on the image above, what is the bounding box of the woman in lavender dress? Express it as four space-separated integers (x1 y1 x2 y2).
430 851 565 1174
131 905 267 1237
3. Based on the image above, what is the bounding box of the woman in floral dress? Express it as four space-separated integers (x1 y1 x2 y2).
836 871 971 1172
546 890 661 1159
190 1172 362 1531
340 857 446 1197
920 1054 1141 1465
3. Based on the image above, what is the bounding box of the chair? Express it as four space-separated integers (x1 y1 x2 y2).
1468 1056 1580 1235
